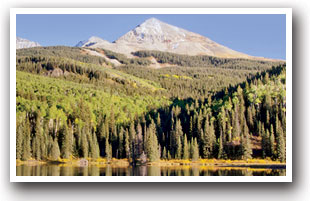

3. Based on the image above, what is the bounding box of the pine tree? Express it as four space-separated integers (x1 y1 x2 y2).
247 107 254 130
189 116 194 139
220 106 226 141
217 132 224 159
22 118 31 161
118 126 124 158
196 110 203 139
146 120 160 162
129 121 136 161
124 129 130 159
90 132 99 160
265 129 271 156
191 138 199 161
275 116 286 162
40 120 48 160
50 138 60 161
61 122 72 159
269 124 275 159
276 127 286 162
33 135 41 160
105 135 112 162
175 118 183 139
33 111 42 160
261 125 267 158
232 106 240 139
241 132 252 160
98 118 106 141
16 119 24 160
109 107 115 135
266 110 270 128
167 150 171 160
182 134 189 160
81 129 89 158
162 146 167 159
176 136 182 159
227 118 232 142
203 116 216 158
156 113 162 142
135 123 143 159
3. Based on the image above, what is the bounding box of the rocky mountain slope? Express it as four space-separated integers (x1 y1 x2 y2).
76 18 260 59
16 37 41 49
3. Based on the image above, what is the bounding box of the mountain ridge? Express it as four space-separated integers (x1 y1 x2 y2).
16 37 41 49
76 18 273 60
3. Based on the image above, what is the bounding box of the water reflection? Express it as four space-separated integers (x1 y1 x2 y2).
16 164 286 176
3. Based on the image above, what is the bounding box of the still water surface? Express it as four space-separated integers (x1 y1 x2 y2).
16 165 285 176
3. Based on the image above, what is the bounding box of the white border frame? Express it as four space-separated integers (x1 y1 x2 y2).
10 8 292 182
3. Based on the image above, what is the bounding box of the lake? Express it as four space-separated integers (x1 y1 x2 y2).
16 164 286 176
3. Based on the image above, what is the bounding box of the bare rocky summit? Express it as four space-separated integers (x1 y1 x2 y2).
16 37 41 49
76 18 258 59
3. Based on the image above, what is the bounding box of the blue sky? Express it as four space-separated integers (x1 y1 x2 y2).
16 14 286 60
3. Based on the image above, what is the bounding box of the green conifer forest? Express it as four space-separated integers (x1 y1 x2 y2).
16 46 286 163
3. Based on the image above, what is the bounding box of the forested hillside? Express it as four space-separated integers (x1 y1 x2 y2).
133 50 284 70
16 46 286 163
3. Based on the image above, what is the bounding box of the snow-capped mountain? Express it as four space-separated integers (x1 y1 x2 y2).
76 18 254 59
75 36 110 47
16 37 41 49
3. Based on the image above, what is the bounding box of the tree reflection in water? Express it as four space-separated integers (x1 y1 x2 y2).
16 165 286 176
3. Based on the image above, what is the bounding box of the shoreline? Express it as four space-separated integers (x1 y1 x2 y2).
16 158 286 169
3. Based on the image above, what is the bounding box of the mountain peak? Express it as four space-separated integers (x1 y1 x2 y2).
75 36 108 47
16 37 41 49
142 17 162 25
76 18 254 59
133 17 166 36
88 36 104 42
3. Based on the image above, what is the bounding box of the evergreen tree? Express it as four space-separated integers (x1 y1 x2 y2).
135 123 143 159
162 146 167 159
232 106 240 139
22 118 31 161
81 129 89 158
146 121 160 162
182 135 189 160
189 116 194 139
16 119 24 160
261 125 267 158
191 138 199 161
61 122 72 159
90 132 99 160
269 125 275 159
276 127 286 162
175 118 183 136
217 132 224 159
124 129 130 159
265 129 271 156
129 121 136 162
247 107 254 130
241 132 252 160
50 138 60 161
156 113 162 142
167 150 171 160
33 111 42 160
40 121 49 160
203 116 216 158
105 135 112 162
176 136 182 159
118 126 124 158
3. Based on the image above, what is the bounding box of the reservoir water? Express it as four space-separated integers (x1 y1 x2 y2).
16 164 286 176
